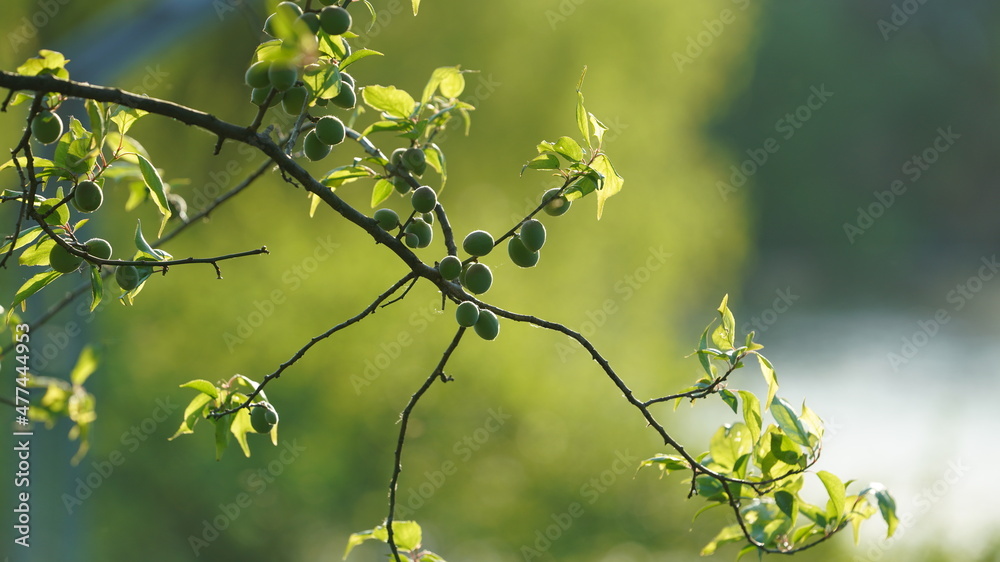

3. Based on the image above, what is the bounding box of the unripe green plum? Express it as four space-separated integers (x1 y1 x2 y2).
281 85 308 115
455 301 480 327
245 60 271 88
462 262 493 294
404 218 433 248
438 255 462 280
410 186 437 213
72 180 103 213
250 403 279 434
268 63 298 91
390 148 407 170
276 1 303 16
462 230 494 257
31 110 63 144
373 208 399 230
49 242 82 273
303 131 332 161
474 309 500 340
331 81 356 108
339 72 355 89
507 235 539 268
519 219 546 252
402 147 426 176
391 176 412 194
421 212 435 224
298 12 320 33
115 265 141 291
542 188 571 216
83 238 112 261
403 232 420 248
250 87 279 107
320 6 352 35
315 115 346 145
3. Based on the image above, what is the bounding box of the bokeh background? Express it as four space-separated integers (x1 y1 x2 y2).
2 1 999 561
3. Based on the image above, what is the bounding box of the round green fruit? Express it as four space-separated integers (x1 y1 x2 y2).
403 232 420 248
250 403 278 434
507 235 540 268
339 72 355 88
115 265 141 291
542 188 571 216
83 238 112 260
438 255 462 280
391 176 412 194
519 219 546 252
462 230 494 257
298 12 320 33
462 262 493 294
474 309 500 340
268 63 298 91
281 85 308 115
402 147 426 176
410 186 437 213
331 82 356 109
421 212 435 224
49 242 82 273
72 180 103 213
373 208 399 230
276 1 303 16
245 60 271 88
455 301 480 327
404 218 433 248
320 6 352 35
390 148 406 170
250 87 279 107
31 110 63 144
303 131 332 161
315 116 346 145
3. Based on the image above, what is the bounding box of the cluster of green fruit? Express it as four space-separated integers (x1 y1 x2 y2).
250 402 279 434
372 183 439 249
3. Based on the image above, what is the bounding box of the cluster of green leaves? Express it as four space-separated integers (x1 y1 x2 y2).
522 69 624 219
170 374 278 460
345 520 444 562
639 296 897 556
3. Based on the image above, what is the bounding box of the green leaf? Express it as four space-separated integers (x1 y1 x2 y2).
214 413 232 460
738 390 762 446
639 454 689 475
817 470 846 523
411 0 420 15
770 397 811 449
35 198 70 227
321 165 377 189
70 345 99 386
370 179 393 208
0 225 43 255
576 91 590 149
735 544 760 561
8 271 61 320
180 379 219 399
590 153 623 220
423 143 447 189
757 354 778 410
720 389 738 413
523 153 560 172
169 393 213 440
701 523 744 556
53 117 98 176
361 120 413 136
110 105 148 136
775 490 798 521
0 156 55 176
562 173 600 202
88 264 103 312
422 66 465 103
85 99 107 146
105 132 151 164
870 484 898 537
362 85 416 119
133 220 158 259
344 529 378 559
709 423 751 473
846 495 878 544
799 401 824 448
589 112 608 146
390 520 422 551
136 155 172 236
339 48 384 72
230 408 254 457
302 61 341 100
712 294 736 349
19 235 56 266
553 136 583 162
17 49 70 79
697 322 718 377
